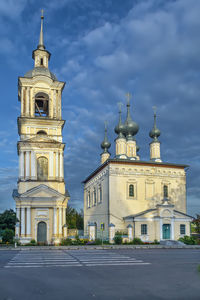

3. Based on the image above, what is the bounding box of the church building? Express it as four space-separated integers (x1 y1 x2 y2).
13 13 69 244
83 96 192 242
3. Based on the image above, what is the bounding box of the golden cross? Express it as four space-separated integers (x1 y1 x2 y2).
41 9 44 18
152 106 157 115
104 120 108 130
117 102 122 113
126 92 131 105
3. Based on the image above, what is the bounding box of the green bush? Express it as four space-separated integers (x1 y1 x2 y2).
153 239 160 245
2 229 14 243
132 237 143 245
61 238 73 246
30 239 37 245
178 235 197 245
93 238 103 245
114 231 123 245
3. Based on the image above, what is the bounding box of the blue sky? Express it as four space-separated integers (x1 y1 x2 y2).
0 0 199 216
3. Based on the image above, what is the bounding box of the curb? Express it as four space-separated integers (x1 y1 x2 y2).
0 245 200 251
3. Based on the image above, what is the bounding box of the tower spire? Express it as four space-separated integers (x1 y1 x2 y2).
100 122 111 164
38 9 45 50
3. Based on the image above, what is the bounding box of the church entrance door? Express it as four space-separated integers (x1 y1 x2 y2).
162 224 171 239
37 221 47 243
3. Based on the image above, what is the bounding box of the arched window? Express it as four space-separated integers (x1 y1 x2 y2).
129 184 134 197
37 130 47 135
37 156 48 180
87 192 90 208
99 185 102 203
94 189 97 205
40 58 43 66
35 92 49 117
163 185 168 198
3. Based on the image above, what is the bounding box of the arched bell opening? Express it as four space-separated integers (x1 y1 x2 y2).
35 92 49 117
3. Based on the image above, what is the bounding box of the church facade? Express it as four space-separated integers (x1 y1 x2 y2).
13 14 69 244
83 98 192 242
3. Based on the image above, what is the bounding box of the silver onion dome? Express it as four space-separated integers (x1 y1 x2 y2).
149 108 161 141
101 123 111 153
124 96 139 140
114 105 126 138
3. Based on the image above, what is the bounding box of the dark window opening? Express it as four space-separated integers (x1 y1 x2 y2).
87 192 90 208
180 224 186 235
41 58 43 66
129 184 134 197
141 224 147 235
37 130 47 135
35 93 49 117
163 185 168 198
99 186 102 203
94 189 96 205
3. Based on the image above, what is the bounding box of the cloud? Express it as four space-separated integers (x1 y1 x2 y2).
0 0 199 216
57 0 200 215
0 0 27 19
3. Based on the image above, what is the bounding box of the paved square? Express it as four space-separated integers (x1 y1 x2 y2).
0 249 199 300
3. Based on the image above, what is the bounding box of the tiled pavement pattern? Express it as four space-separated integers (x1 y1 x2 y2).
4 250 151 268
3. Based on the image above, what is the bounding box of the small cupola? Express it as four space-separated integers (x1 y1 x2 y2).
149 107 162 162
149 106 161 142
32 10 51 69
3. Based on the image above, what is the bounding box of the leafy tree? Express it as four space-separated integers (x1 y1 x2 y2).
0 209 18 231
65 206 83 230
192 214 200 234
2 228 15 243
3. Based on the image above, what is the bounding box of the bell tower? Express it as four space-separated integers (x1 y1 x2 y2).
13 11 70 244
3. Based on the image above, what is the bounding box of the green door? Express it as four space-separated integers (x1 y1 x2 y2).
163 224 171 239
37 221 47 243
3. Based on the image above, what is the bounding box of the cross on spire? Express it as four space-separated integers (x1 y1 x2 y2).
104 120 108 131
38 9 45 50
153 106 157 116
117 102 122 113
126 92 131 105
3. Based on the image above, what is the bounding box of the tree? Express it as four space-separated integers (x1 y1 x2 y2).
193 214 200 234
65 206 83 230
2 228 15 243
0 209 18 231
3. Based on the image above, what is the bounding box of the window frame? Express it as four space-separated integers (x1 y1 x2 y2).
141 224 147 235
163 185 169 198
99 185 102 203
93 189 97 206
87 191 90 208
127 182 137 200
129 184 134 197
180 224 186 235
